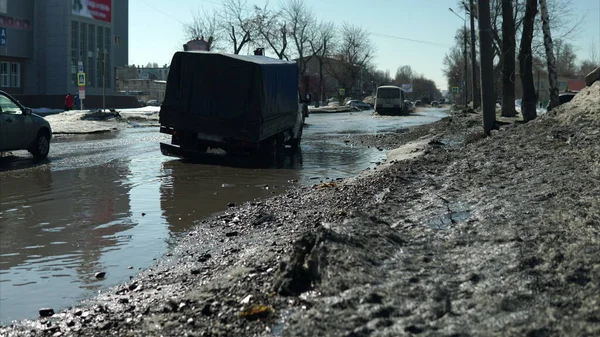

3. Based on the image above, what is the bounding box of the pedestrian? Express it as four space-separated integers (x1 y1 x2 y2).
74 93 80 110
64 93 74 111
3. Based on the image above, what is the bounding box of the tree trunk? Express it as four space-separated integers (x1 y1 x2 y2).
501 0 516 117
478 0 497 135
518 0 538 122
470 0 480 109
539 0 559 110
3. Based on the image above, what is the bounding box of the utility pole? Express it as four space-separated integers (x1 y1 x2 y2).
469 0 479 109
477 0 496 135
102 49 106 112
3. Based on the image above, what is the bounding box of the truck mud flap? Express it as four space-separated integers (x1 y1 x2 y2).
160 142 205 159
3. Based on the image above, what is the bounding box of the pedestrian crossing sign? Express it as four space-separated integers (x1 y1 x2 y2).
77 72 86 86
452 86 459 93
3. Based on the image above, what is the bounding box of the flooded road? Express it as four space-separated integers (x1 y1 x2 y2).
0 108 447 322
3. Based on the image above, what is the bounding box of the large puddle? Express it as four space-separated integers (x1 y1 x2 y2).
0 109 447 322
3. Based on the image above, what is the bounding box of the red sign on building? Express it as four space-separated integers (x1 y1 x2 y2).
72 0 112 23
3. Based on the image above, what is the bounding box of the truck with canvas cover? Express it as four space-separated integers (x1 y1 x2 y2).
159 51 304 159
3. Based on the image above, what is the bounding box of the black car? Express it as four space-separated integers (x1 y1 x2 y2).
547 92 577 111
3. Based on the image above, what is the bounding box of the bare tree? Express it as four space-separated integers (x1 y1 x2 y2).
553 39 577 77
325 23 374 96
519 0 538 122
394 65 414 85
252 3 289 59
539 0 559 109
501 0 516 117
309 20 336 102
184 8 220 50
282 0 315 77
220 0 254 54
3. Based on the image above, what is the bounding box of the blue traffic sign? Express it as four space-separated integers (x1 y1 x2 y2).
0 28 6 46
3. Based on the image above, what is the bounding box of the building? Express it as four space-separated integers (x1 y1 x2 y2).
0 0 129 107
515 72 586 105
116 78 166 103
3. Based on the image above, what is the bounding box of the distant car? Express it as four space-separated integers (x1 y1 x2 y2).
546 92 577 111
346 100 371 110
414 100 423 107
138 100 146 107
431 101 440 107
147 100 161 106
0 90 52 160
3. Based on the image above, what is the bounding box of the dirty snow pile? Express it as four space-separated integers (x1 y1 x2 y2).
45 107 160 134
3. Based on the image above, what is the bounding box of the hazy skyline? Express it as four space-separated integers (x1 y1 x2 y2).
129 0 600 89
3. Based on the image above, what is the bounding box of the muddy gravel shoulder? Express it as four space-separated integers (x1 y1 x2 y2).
2 86 600 336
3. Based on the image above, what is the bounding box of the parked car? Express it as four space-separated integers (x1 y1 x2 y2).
147 100 161 106
431 101 440 107
0 90 52 160
346 100 371 110
546 92 577 111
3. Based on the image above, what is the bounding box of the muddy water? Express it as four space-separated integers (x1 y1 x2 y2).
0 109 447 322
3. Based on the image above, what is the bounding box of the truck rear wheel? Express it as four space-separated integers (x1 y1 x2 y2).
289 127 302 151
259 137 282 165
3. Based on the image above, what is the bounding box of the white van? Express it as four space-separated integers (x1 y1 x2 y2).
375 85 407 115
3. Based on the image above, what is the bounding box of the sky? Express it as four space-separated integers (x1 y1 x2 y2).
129 0 600 89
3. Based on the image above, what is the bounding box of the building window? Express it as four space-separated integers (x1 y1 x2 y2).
105 27 111 88
96 26 104 87
0 62 8 87
10 62 20 87
88 25 95 87
80 23 87 75
71 21 79 86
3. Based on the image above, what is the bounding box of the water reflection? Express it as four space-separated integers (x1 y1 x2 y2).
0 163 133 321
159 153 303 235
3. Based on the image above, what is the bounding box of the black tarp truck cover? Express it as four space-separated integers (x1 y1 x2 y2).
159 51 299 143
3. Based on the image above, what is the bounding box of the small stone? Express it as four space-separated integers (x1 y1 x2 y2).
99 321 113 330
66 320 75 327
127 266 133 270
225 231 238 237
227 203 235 207
43 326 60 334
191 269 201 275
128 282 138 291
240 295 253 304
95 272 106 279
198 254 212 262
141 213 146 216
118 298 129 304
39 308 55 317
187 318 194 325
201 304 212 316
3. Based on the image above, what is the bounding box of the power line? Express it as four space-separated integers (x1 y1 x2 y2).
137 0 187 26
370 32 452 48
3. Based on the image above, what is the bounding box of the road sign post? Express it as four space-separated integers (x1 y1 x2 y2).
0 28 6 46
77 62 86 110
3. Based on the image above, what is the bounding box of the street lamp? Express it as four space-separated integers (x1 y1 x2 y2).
449 7 468 108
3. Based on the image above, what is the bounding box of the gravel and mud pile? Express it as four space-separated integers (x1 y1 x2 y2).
2 84 599 336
